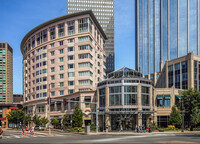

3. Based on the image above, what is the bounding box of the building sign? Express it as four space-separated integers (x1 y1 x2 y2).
84 109 91 115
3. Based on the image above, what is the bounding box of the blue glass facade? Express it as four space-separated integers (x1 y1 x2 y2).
136 0 200 75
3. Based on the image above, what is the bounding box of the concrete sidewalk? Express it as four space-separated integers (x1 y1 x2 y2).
87 131 200 135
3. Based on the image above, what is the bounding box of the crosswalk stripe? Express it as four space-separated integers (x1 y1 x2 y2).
2 134 48 139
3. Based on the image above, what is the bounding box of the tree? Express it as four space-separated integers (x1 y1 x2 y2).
24 114 31 125
190 107 200 126
62 114 69 128
51 118 59 128
169 106 182 128
40 117 49 127
6 109 25 127
72 104 83 128
181 88 200 129
33 115 41 126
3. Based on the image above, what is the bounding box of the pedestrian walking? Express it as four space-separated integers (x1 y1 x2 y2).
149 124 151 133
139 124 142 133
0 126 3 139
25 126 29 136
21 126 24 137
31 125 35 136
143 124 146 133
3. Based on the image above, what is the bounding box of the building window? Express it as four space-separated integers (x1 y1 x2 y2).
68 21 75 35
68 39 74 43
68 47 74 52
78 45 92 51
68 89 74 94
60 57 64 62
68 64 74 69
78 36 92 42
58 23 64 37
60 65 64 70
109 86 122 106
141 86 149 106
60 90 64 95
79 71 92 77
51 59 54 64
51 67 55 72
51 51 54 56
68 55 74 60
50 26 55 40
59 41 63 46
79 80 93 85
60 74 64 79
51 75 55 80
68 72 74 77
168 65 173 88
60 82 64 87
51 83 55 88
59 49 64 54
51 43 54 48
78 18 89 33
182 61 188 89
78 53 92 60
156 95 171 107
68 81 74 86
79 62 92 68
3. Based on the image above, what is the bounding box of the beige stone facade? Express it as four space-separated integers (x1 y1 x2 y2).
97 67 183 131
156 52 199 90
0 43 13 104
20 11 107 126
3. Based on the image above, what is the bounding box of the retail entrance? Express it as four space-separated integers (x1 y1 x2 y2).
111 114 136 131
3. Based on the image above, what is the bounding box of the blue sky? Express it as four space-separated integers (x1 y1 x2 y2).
0 0 135 94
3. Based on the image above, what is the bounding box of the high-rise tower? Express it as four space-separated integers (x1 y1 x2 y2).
67 0 114 74
136 0 200 76
0 43 13 104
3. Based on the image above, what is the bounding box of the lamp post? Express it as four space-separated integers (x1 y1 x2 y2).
181 97 184 132
48 83 51 136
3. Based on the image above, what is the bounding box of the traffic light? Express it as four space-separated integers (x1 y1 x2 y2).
64 98 67 102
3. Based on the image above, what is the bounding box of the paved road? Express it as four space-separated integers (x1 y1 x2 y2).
0 130 200 143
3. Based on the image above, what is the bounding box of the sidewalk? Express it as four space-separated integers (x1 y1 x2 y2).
87 131 200 135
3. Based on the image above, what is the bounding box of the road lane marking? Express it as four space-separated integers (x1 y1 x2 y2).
88 134 176 143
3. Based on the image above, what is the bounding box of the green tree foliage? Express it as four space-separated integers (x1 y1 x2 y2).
169 106 182 128
33 115 41 126
62 114 69 127
182 88 200 127
51 118 59 128
72 104 83 128
24 114 31 125
6 109 25 125
191 107 200 126
40 117 49 127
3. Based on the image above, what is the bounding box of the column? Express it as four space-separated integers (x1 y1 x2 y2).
61 102 64 113
105 114 111 131
54 102 57 112
105 85 109 112
75 20 78 34
137 84 142 127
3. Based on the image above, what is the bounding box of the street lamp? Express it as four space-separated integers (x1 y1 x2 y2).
181 97 184 132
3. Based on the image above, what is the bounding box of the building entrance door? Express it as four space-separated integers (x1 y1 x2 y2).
111 114 136 131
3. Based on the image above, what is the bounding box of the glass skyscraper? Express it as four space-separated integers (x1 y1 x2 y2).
67 0 114 74
136 0 200 76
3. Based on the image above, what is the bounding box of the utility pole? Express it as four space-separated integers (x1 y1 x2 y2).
48 83 51 136
181 98 184 132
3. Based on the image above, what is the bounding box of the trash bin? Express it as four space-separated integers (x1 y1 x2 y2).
85 125 90 133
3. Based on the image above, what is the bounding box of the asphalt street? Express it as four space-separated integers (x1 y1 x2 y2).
0 130 200 143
